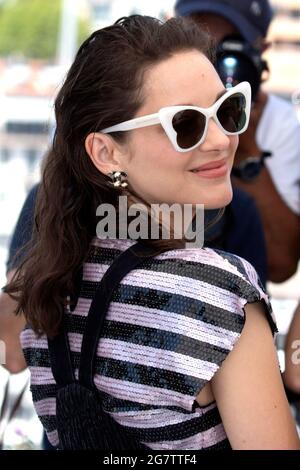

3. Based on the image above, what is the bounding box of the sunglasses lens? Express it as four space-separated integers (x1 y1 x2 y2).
172 109 206 149
217 92 247 133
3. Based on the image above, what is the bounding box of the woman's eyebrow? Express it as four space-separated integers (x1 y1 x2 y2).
173 89 228 107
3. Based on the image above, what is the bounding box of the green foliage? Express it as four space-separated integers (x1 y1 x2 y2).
0 0 90 60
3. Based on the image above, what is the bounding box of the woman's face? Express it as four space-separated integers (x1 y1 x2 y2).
119 50 238 209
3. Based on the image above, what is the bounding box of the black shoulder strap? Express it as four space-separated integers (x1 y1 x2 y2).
48 241 158 388
79 241 157 389
48 324 75 386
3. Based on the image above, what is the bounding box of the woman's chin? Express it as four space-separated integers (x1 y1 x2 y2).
202 188 233 210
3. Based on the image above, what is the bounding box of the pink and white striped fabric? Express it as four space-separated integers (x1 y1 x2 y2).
21 238 276 450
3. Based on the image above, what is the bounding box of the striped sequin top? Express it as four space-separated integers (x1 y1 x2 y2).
21 237 277 450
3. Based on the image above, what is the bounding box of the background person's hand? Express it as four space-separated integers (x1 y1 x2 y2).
234 90 268 165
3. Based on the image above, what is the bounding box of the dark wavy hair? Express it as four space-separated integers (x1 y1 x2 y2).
6 15 215 337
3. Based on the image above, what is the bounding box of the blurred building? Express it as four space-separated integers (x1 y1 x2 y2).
265 0 300 100
0 60 64 240
87 0 175 29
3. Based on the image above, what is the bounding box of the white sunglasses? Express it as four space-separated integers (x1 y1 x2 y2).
101 81 251 153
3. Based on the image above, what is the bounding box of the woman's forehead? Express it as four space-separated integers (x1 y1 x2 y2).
140 51 224 112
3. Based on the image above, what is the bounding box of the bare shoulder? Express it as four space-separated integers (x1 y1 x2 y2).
211 301 300 450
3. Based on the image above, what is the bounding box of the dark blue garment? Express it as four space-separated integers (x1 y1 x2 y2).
6 184 39 273
204 187 267 287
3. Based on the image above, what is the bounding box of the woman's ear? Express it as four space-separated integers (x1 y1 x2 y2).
85 132 125 175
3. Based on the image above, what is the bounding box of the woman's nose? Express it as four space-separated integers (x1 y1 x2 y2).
200 117 231 152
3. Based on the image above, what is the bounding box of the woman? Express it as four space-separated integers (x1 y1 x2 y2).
7 15 299 450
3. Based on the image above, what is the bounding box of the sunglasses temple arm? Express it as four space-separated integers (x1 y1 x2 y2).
102 114 160 133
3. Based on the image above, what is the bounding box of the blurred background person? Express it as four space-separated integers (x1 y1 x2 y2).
175 0 300 283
